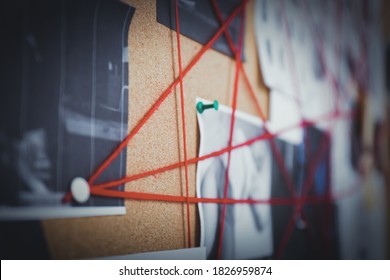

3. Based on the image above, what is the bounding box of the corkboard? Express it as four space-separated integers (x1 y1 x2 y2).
41 0 269 259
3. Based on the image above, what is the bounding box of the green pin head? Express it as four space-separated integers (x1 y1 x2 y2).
196 100 219 114
196 101 205 114
213 100 219 110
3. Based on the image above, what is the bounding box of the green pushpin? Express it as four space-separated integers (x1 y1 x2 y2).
196 100 219 114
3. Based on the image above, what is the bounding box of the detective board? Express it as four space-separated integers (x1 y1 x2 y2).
2 0 387 260
40 0 269 259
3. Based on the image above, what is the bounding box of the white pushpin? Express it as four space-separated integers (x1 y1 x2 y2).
70 177 90 203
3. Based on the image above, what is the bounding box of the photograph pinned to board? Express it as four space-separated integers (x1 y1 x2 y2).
254 0 294 95
297 0 366 120
196 98 273 260
270 125 337 259
253 0 379 123
0 0 135 220
157 0 245 59
253 0 334 116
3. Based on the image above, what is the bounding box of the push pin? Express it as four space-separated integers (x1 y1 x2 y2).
70 177 90 203
196 100 219 114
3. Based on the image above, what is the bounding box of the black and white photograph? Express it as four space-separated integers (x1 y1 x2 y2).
196 98 273 259
157 0 245 59
0 0 135 219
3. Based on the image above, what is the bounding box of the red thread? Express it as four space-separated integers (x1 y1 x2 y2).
211 0 296 198
274 206 300 259
62 0 248 204
175 0 192 249
89 185 360 206
212 0 324 258
91 109 352 190
86 0 248 187
217 7 245 260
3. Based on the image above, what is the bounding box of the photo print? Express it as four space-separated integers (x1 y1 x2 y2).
157 0 245 59
196 98 273 259
0 0 135 219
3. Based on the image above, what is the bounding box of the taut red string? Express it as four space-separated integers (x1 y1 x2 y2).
89 184 361 206
211 0 297 198
175 0 192 249
91 109 352 190
216 7 245 260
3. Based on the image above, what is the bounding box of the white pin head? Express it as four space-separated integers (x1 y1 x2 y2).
70 177 90 203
